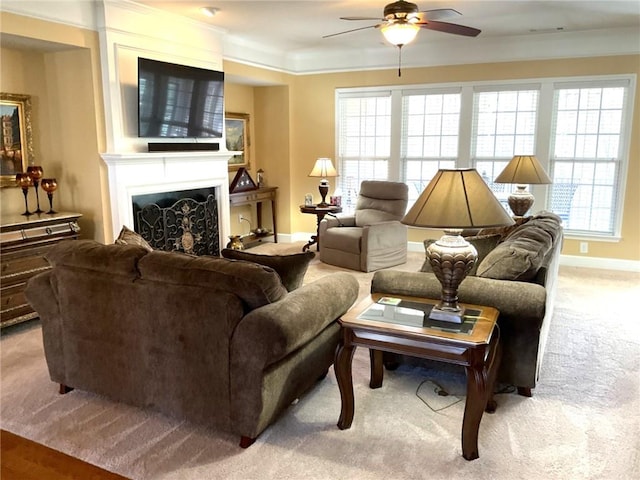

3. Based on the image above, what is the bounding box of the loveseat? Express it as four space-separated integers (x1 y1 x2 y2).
371 212 563 396
25 240 359 446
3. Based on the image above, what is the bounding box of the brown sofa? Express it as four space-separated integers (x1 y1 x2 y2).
25 240 359 447
371 212 563 396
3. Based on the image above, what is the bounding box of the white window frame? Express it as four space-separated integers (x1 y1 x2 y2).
335 74 635 240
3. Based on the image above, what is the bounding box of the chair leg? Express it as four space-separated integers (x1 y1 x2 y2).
59 384 73 394
517 386 532 397
239 436 256 448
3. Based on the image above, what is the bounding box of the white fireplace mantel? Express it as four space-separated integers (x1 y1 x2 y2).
101 151 231 247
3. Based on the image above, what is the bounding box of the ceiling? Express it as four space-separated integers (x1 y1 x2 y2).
134 0 640 73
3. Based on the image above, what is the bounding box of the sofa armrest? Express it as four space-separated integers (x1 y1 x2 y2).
231 272 359 368
363 221 407 251
24 271 66 383
320 215 356 234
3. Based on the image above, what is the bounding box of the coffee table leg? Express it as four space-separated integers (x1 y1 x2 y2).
335 342 356 430
369 349 383 389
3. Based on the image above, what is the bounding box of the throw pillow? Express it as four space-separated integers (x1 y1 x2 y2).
221 248 315 292
114 226 153 252
476 225 553 281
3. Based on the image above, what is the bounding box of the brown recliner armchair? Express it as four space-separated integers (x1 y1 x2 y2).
319 180 409 272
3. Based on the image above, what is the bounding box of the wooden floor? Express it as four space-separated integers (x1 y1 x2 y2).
1 429 130 480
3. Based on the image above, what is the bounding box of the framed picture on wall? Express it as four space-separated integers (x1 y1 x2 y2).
1 93 34 187
225 112 250 171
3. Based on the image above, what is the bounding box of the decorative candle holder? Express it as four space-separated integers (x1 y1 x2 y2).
27 166 44 213
41 178 58 214
16 173 34 216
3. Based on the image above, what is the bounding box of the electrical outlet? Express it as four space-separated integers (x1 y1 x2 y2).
238 214 244 224
580 242 588 254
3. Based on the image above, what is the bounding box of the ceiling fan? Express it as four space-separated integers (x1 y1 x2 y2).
323 1 481 76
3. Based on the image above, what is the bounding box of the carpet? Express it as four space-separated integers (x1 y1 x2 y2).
1 243 639 479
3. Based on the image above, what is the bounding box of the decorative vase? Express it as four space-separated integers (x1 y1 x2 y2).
227 235 244 250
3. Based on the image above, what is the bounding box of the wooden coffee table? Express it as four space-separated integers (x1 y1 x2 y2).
334 293 501 461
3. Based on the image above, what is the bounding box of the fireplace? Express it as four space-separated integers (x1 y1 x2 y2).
101 152 232 249
132 188 219 256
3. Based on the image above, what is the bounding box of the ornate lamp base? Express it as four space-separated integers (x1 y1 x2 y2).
507 185 535 217
426 230 478 323
317 180 330 207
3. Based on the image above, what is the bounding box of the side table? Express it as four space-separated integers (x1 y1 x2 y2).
299 204 342 252
334 293 501 461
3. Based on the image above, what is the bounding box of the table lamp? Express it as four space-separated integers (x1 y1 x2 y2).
308 157 338 207
494 155 552 217
402 168 514 323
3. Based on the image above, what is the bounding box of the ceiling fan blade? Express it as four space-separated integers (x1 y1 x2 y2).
323 24 380 39
418 8 461 21
417 20 481 37
340 16 384 21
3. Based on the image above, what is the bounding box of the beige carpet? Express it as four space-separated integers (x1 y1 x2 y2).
1 242 639 480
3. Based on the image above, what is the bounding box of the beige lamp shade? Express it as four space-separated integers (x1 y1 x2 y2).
308 158 338 179
402 168 515 229
494 155 552 185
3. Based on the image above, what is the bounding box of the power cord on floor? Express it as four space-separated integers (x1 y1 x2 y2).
415 379 464 413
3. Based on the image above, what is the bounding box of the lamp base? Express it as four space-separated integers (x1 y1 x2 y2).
429 305 465 324
426 230 477 324
507 185 534 217
318 181 330 207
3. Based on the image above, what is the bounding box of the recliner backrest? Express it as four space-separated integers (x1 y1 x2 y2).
355 180 409 227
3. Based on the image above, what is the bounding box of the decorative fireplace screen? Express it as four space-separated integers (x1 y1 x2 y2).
132 188 219 256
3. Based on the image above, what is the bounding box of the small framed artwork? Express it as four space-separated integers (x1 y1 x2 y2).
225 112 250 171
1 93 34 187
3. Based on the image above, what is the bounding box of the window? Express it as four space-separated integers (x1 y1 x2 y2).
336 75 634 238
336 92 391 210
549 81 630 235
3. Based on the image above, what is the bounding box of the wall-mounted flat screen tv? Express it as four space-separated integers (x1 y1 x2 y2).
138 57 224 138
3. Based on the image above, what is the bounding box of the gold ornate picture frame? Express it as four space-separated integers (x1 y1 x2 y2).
1 93 34 187
225 112 250 171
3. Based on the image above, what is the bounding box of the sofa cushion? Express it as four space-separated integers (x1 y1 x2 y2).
476 223 553 281
220 249 315 292
114 225 153 252
322 227 363 254
138 250 287 310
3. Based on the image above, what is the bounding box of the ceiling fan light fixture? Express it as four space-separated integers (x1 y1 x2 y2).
381 22 420 46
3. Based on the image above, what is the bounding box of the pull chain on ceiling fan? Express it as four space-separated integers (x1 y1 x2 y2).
323 1 481 76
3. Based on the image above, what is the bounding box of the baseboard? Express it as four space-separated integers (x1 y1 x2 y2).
560 255 640 272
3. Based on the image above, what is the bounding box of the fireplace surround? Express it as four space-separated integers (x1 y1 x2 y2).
101 152 231 248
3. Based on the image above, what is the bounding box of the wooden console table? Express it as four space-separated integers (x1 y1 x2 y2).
229 187 278 246
1 212 82 328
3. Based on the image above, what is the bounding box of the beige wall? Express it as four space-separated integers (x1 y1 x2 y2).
227 55 640 262
0 12 106 241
